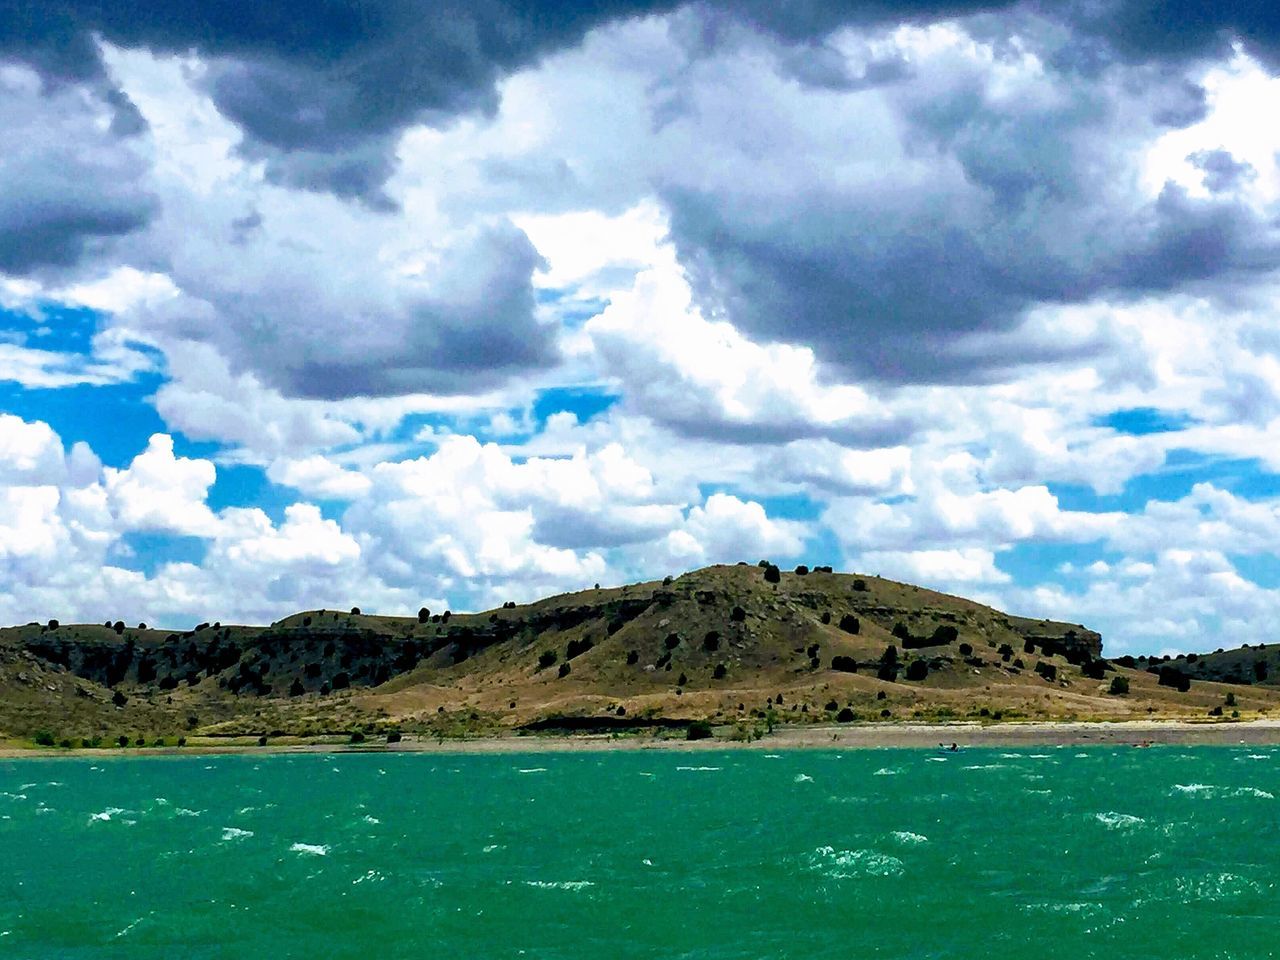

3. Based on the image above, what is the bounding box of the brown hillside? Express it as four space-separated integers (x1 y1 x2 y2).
1 563 1275 743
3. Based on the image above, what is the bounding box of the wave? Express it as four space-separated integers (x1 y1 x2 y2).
808 846 904 879
1093 812 1144 830
290 842 329 856
522 880 594 891
676 766 720 772
794 774 814 783
891 831 928 845
517 768 547 774
873 768 899 776
221 827 254 841
1173 783 1274 799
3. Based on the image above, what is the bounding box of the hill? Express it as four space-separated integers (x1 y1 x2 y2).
2 562 1276 746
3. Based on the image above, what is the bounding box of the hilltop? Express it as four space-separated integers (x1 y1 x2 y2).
2 562 1276 746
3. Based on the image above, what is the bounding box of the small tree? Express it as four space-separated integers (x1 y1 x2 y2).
1108 675 1129 696
1226 691 1237 707
905 660 928 681
763 563 781 584
418 607 430 623
839 614 860 634
686 720 713 741
538 650 557 670
558 662 571 678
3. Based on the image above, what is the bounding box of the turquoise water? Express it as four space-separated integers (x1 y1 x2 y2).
2 748 1279 959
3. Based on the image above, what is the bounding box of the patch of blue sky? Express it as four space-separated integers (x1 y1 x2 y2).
1051 451 1280 513
996 541 1122 592
531 386 619 428
0 378 168 468
1226 554 1280 589
694 484 838 566
534 287 611 328
1094 406 1197 435
111 533 207 577
2 302 97 350
205 463 297 522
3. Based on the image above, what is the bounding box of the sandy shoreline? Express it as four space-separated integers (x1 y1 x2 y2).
5 718 1280 758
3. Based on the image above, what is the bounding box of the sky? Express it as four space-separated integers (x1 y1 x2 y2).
2 1 1280 655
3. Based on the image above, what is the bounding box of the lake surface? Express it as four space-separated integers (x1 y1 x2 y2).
2 747 1278 958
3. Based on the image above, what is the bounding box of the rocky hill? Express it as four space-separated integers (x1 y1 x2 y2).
1 562 1274 744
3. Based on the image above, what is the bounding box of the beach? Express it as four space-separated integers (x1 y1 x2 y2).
5 718 1280 758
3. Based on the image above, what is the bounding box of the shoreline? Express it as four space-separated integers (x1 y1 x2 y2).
5 718 1280 758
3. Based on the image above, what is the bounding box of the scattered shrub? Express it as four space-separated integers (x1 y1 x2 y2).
626 650 639 665
257 735 268 746
713 663 727 680
418 607 430 623
677 672 688 687
731 605 746 622
905 660 928 682
1035 661 1058 682
892 622 910 641
852 578 868 591
836 707 855 722
1023 638 1036 654
349 730 366 744
289 679 305 697
794 564 809 575
112 690 128 707
703 631 720 652
386 731 402 743
1209 705 1223 716
831 655 858 673
821 611 831 625
1226 692 1237 707
33 731 55 747
930 625 959 645
558 662 571 678
177 737 187 747
665 633 681 650
838 614 860 634
1255 660 1269 682
538 650 558 670
117 734 130 748
825 700 839 712
958 642 973 656
763 563 781 584
113 621 125 635
566 637 594 659
686 720 713 741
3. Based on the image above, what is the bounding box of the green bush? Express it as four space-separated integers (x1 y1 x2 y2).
1108 675 1129 696
537 650 557 670
33 730 56 747
349 730 366 744
686 720 713 741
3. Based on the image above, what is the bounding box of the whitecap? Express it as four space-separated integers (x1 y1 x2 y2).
926 757 948 763
764 754 781 758
1175 872 1264 903
221 827 254 841
794 774 814 783
808 846 904 879
963 763 1007 771
522 880 594 891
1093 812 1144 830
362 815 381 824
89 807 127 823
175 808 201 818
517 768 547 774
290 842 329 856
891 831 928 845
1022 901 1104 917
482 844 502 853
352 870 384 885
1173 783 1213 795
873 768 899 776
676 766 721 771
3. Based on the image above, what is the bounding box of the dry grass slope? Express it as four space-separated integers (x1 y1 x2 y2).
2 563 1277 744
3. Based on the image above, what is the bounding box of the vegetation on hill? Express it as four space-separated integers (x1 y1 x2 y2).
1 563 1275 745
